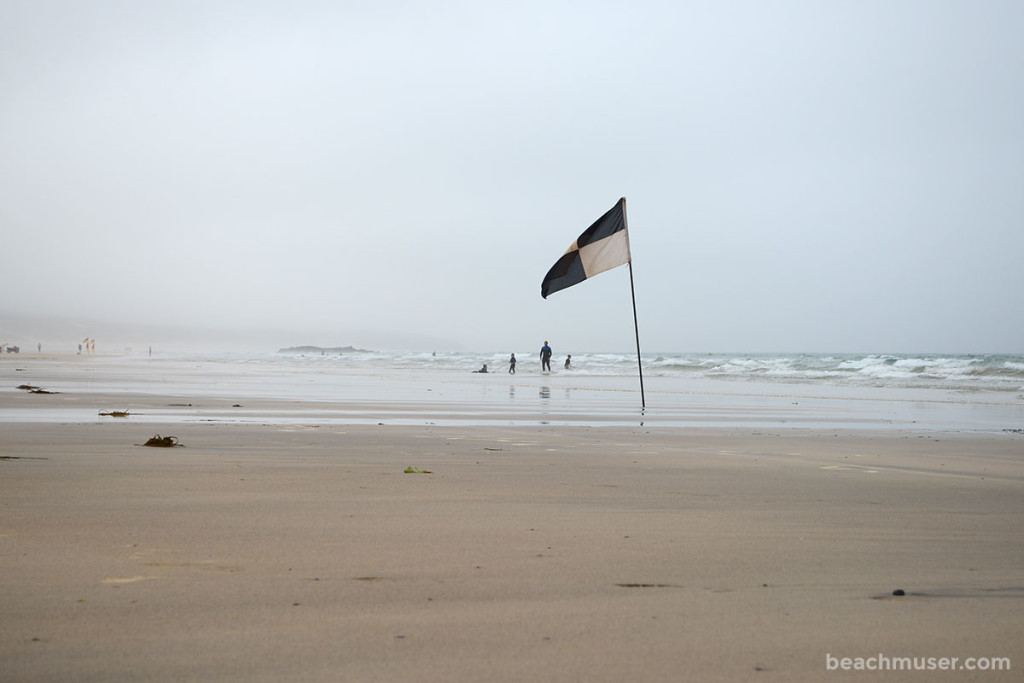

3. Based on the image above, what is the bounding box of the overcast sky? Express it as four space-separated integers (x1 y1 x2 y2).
2 0 1022 354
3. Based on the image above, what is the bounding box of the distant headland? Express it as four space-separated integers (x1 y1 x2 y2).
277 345 372 354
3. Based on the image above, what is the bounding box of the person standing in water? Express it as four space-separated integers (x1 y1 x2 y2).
508 353 516 374
540 341 552 372
564 354 572 369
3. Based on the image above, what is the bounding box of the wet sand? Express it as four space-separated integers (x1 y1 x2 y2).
1 357 1022 680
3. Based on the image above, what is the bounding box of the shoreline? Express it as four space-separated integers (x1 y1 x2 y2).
2 355 1022 432
1 355 1022 680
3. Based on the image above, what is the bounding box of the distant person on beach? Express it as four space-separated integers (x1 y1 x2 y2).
564 355 571 369
540 341 552 372
37 343 41 353
474 364 489 373
508 353 516 374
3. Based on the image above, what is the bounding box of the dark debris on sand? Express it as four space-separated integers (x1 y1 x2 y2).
140 435 182 448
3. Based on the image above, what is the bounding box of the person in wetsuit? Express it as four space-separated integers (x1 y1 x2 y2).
540 341 552 372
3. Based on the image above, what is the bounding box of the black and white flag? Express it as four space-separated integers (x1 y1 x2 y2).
541 198 631 298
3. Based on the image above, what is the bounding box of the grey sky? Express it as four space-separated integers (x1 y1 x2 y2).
2 0 1022 353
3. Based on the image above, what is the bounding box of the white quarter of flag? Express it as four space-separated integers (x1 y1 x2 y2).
577 228 631 278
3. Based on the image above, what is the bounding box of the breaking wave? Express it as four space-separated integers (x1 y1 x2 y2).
242 350 1024 393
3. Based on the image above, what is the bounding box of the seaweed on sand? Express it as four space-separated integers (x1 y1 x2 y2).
141 435 182 448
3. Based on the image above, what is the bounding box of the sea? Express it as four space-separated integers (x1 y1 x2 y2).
256 349 1024 393
4 350 1022 430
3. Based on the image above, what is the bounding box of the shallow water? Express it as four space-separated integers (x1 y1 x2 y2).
2 355 1021 431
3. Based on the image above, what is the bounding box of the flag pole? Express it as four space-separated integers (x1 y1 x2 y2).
622 198 645 410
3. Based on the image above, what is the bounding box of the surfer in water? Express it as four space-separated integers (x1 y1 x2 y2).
540 341 552 372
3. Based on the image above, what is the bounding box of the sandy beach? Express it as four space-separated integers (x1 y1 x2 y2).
1 356 1022 681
